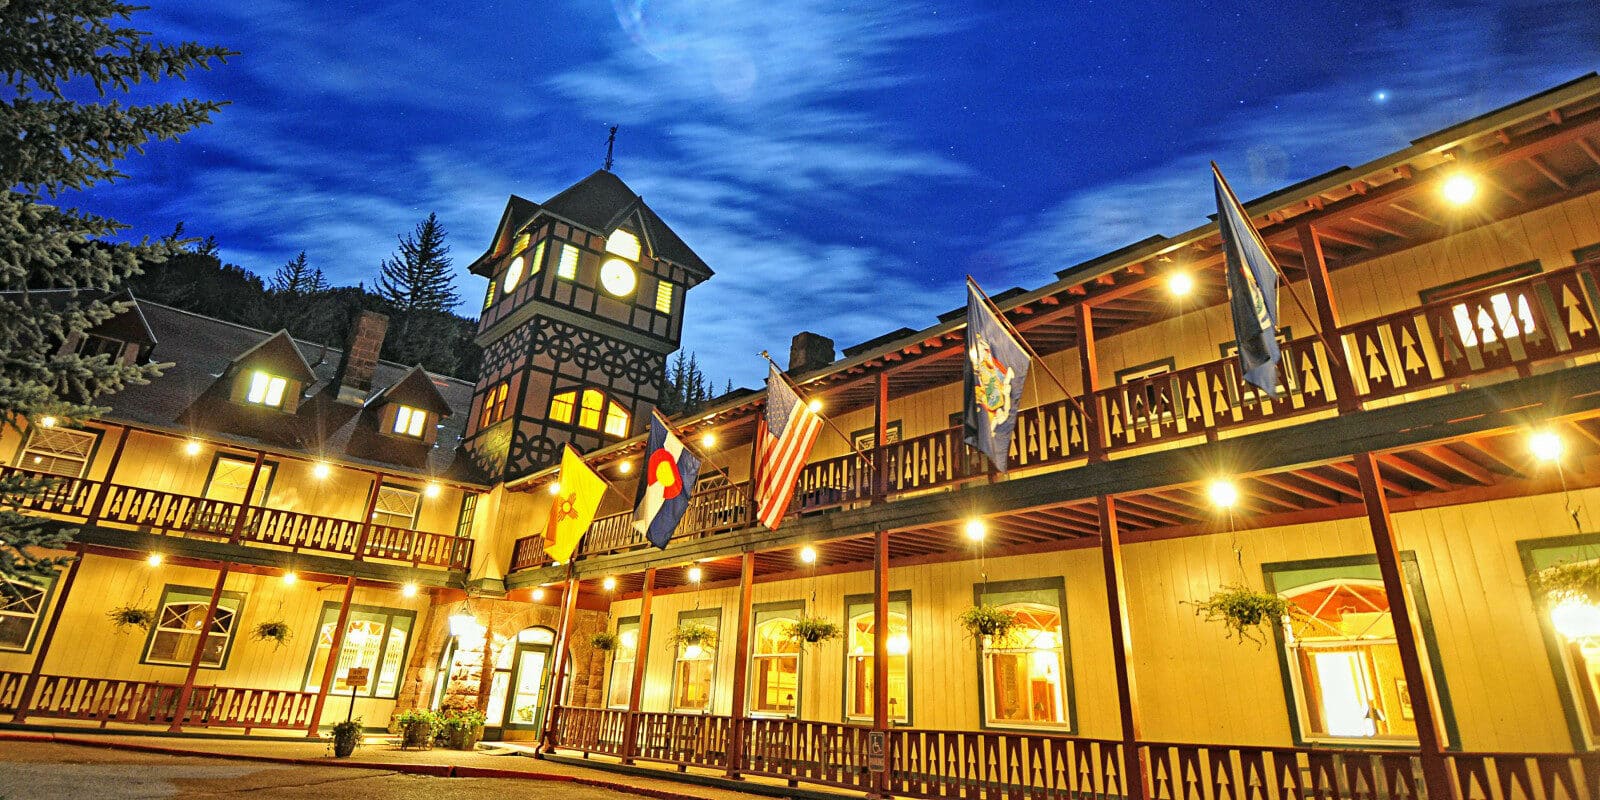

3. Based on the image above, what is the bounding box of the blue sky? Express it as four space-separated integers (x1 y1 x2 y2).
76 1 1600 385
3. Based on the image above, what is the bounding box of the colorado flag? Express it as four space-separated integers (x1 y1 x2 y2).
633 412 703 550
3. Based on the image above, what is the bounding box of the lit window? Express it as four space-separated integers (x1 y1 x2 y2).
0 578 51 652
1450 292 1537 348
978 591 1069 728
604 403 630 438
549 391 576 424
751 609 801 716
607 618 641 708
845 592 910 723
483 280 496 309
19 427 95 478
578 389 604 430
305 604 415 698
529 239 546 276
655 280 674 314
143 586 243 669
557 244 580 280
1281 578 1417 743
514 232 531 252
672 612 720 712
502 255 525 293
371 484 421 530
605 230 641 261
393 405 428 438
245 370 288 408
481 382 510 426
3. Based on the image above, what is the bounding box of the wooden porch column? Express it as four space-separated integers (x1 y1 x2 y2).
620 567 656 765
725 551 756 778
872 372 889 500
12 545 86 722
305 575 358 736
871 526 891 799
540 573 582 753
1352 452 1457 800
1096 496 1150 800
168 563 231 732
352 473 385 561
1075 305 1106 462
1297 224 1361 412
227 451 266 545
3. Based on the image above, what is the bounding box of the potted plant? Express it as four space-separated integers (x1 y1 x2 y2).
958 604 1018 646
394 708 440 749
1186 584 1294 647
667 620 717 652
251 620 292 650
440 709 487 750
329 718 362 758
784 615 841 647
1530 560 1600 607
589 631 620 652
108 605 156 632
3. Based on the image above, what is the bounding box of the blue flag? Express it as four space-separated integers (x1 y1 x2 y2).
962 279 1030 472
1213 164 1282 398
632 412 703 550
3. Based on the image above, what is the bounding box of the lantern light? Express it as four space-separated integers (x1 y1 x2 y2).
548 481 562 495
1208 479 1239 509
1530 430 1564 463
424 482 442 498
449 612 484 640
282 571 297 585
701 432 717 448
807 399 823 414
800 545 818 564
531 587 545 601
183 440 203 456
964 519 987 542
618 461 633 475
602 576 618 591
312 462 331 479
1441 173 1478 206
687 565 704 583
1167 271 1195 297
146 552 164 567
401 582 419 598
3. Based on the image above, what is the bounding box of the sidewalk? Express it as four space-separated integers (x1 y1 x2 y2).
0 729 767 800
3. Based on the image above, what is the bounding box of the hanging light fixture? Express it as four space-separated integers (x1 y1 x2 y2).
401 582 419 598
1551 595 1600 641
964 519 987 541
1208 479 1239 509
799 545 818 564
687 565 704 584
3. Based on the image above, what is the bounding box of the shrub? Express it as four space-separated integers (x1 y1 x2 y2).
440 709 487 751
394 708 440 749
330 718 362 758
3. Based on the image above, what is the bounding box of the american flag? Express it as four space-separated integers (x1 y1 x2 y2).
754 364 823 529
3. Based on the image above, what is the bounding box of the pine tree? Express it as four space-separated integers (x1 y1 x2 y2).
0 1 231 582
270 251 328 295
377 213 458 313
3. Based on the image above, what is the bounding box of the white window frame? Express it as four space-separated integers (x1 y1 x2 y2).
606 617 641 709
979 602 1070 730
372 484 421 530
142 585 244 669
749 605 803 718
1279 577 1418 746
17 426 96 478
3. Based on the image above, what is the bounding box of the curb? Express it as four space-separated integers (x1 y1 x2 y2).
0 731 711 799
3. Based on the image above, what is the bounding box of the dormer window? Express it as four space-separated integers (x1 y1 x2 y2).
605 230 641 261
393 405 429 438
245 370 288 408
78 334 128 361
548 387 631 438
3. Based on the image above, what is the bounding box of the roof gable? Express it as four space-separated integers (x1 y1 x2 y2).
375 365 453 416
228 330 317 384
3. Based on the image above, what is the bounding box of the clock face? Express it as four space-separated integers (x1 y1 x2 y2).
502 255 525 293
600 258 637 297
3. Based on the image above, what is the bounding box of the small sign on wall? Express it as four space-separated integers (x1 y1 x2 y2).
346 667 370 690
867 730 886 773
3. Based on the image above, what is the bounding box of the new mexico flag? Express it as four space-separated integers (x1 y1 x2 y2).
543 445 606 563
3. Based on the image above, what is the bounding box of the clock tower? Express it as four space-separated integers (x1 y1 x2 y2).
462 170 713 481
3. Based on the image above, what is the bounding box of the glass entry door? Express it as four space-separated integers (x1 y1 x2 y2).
506 648 549 730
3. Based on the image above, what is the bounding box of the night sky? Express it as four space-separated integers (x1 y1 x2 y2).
73 1 1600 386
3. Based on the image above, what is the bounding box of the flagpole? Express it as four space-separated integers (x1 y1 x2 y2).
1211 162 1348 372
757 351 875 473
652 408 739 488
558 443 634 507
966 276 1095 422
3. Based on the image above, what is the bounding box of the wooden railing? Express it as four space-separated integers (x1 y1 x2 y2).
0 670 317 733
544 707 1600 800
511 481 755 570
0 467 473 571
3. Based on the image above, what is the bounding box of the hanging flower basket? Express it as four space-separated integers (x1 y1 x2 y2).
252 620 293 650
784 615 841 647
589 631 620 652
108 606 157 632
958 604 1018 645
1530 560 1600 607
667 620 716 649
1186 584 1293 647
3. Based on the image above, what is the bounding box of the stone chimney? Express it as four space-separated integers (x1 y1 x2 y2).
788 331 835 375
334 310 389 404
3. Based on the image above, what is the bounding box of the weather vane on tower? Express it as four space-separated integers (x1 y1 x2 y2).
604 125 618 171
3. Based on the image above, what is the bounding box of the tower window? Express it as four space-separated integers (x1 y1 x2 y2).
245 370 288 408
578 389 604 430
655 280 674 314
550 388 630 438
604 403 630 437
557 244 580 280
502 255 525 294
482 280 496 310
549 391 576 424
529 239 546 276
393 405 428 438
514 232 531 252
481 382 510 426
605 230 641 261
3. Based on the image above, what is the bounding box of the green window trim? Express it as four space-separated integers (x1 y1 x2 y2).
0 573 60 654
455 493 479 539
972 577 1076 733
1518 531 1600 751
300 601 417 700
139 584 248 670
606 615 642 709
749 600 806 718
671 607 722 713
1262 553 1459 751
842 589 912 725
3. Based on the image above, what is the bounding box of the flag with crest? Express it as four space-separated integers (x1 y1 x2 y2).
1213 163 1282 398
633 411 703 550
543 444 606 563
962 279 1030 472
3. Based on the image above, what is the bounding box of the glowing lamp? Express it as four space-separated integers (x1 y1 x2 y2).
1551 596 1600 641
424 482 441 498
146 552 164 567
964 519 987 542
401 582 419 598
1441 173 1477 206
618 461 633 475
683 643 705 659
282 571 297 585
620 630 637 649
687 565 704 583
800 545 818 564
1208 479 1239 509
531 587 545 601
701 432 717 448
1167 272 1195 297
806 399 823 414
1530 430 1563 462
602 575 618 591
312 462 331 479
38 416 57 429
183 440 203 456
548 481 561 495
449 612 484 640
886 632 911 656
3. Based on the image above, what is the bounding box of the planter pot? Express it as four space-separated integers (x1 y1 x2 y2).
401 720 434 749
446 724 483 751
333 734 358 758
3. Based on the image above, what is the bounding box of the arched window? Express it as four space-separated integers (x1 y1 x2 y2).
1281 579 1416 743
751 610 801 716
578 389 604 429
845 592 909 723
549 387 632 438
480 382 510 426
981 602 1068 727
604 403 630 437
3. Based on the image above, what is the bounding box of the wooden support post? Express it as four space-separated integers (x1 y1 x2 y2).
725 551 755 778
873 372 889 500
228 451 266 545
540 573 582 753
169 564 230 732
353 473 384 561
12 545 86 722
871 526 891 799
1298 224 1361 412
305 575 358 736
85 427 130 525
1352 452 1457 800
1075 305 1107 463
621 567 656 765
1096 496 1150 800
